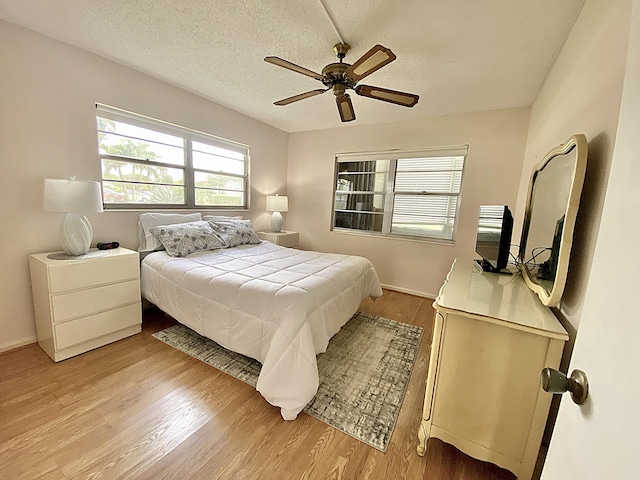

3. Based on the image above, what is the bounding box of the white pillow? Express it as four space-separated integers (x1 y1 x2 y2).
138 212 202 252
202 215 243 222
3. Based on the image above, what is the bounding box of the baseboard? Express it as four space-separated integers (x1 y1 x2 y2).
0 336 37 354
380 283 436 299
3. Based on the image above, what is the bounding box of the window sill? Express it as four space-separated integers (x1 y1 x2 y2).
331 228 456 246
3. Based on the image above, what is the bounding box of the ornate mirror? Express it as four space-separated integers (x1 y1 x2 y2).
518 134 587 307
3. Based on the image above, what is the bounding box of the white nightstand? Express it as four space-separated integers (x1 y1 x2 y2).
29 247 142 362
257 230 299 248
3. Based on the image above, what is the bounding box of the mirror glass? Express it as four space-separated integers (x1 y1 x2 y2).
519 134 587 307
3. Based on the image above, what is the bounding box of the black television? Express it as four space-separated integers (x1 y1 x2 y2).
475 205 513 273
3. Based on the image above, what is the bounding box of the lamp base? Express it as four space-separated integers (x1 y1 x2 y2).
270 211 283 233
60 213 93 255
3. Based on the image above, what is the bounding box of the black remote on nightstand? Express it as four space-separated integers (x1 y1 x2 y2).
97 241 120 250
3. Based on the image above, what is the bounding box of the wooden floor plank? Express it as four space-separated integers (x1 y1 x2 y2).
0 289 516 479
58 384 216 479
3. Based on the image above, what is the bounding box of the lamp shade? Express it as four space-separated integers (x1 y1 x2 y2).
266 195 288 212
44 178 104 213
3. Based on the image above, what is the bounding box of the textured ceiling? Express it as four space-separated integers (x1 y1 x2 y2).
0 0 585 133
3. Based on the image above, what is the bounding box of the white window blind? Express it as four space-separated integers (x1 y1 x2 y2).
333 146 467 242
96 104 249 209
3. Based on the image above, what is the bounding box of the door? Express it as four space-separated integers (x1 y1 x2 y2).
541 4 640 477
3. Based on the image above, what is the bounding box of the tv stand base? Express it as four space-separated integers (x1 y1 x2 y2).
474 259 513 275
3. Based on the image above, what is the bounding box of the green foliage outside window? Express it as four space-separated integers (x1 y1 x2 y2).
96 111 248 208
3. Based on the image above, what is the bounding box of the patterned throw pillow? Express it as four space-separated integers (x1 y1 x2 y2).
138 212 202 252
208 219 262 247
150 221 227 257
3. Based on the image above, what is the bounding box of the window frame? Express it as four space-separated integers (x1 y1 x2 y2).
331 146 468 243
96 104 250 210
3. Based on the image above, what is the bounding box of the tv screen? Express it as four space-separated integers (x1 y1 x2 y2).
475 205 513 272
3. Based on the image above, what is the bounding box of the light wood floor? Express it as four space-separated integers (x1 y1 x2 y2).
1 290 515 479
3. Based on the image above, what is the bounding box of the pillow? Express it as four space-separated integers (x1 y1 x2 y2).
138 212 201 252
202 215 243 222
207 218 262 247
149 221 227 257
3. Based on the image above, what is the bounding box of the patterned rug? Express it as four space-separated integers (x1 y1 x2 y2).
152 311 423 452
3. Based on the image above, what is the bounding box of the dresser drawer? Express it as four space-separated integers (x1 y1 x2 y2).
48 254 139 293
52 280 141 322
54 303 141 350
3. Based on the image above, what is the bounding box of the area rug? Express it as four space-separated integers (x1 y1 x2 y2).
152 311 423 452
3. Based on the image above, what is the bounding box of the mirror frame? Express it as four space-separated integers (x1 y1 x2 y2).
518 134 587 307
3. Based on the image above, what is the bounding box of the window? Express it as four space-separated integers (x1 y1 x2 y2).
96 104 249 209
332 147 467 242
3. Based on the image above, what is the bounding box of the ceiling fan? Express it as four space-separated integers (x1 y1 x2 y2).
264 43 419 122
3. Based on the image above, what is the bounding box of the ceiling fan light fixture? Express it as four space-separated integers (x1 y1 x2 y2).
332 84 346 97
345 45 396 81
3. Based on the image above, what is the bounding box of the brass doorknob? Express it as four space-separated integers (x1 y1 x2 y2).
541 368 589 405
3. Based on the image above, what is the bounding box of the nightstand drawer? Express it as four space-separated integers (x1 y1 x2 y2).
54 303 141 350
257 231 299 247
48 254 139 293
52 280 141 322
275 234 298 248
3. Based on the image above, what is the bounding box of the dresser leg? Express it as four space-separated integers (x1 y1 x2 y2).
417 421 429 456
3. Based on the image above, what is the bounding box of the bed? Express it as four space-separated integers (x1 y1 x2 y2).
140 235 382 420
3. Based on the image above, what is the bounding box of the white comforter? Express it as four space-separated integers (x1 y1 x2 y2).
140 242 382 420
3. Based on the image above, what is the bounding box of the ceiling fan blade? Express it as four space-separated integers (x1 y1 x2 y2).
355 85 419 107
336 94 356 122
345 45 396 82
273 89 329 106
264 56 325 81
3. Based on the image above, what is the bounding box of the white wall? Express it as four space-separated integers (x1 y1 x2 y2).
286 108 531 297
514 0 631 331
0 20 289 351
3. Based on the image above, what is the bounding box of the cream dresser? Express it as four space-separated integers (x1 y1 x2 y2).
29 247 142 362
417 259 568 479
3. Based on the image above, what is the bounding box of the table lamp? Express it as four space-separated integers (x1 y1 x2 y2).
44 177 104 255
266 194 288 232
